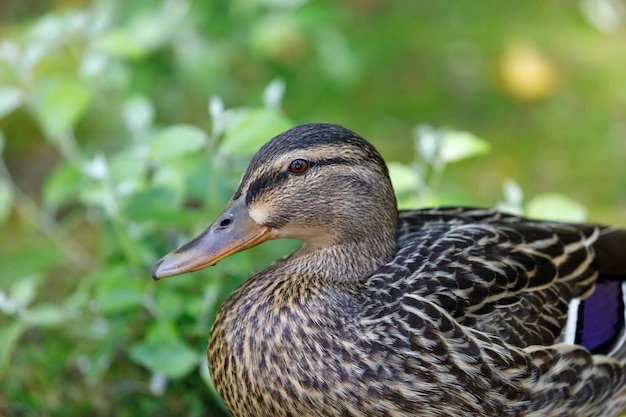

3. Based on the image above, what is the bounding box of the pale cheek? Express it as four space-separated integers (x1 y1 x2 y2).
248 204 270 225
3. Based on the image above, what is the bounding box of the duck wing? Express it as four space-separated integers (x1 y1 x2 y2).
369 208 626 353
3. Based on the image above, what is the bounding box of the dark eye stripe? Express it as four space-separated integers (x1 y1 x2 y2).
241 157 352 203
311 157 349 167
246 172 289 204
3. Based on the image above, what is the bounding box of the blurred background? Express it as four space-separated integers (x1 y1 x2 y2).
1 0 625 416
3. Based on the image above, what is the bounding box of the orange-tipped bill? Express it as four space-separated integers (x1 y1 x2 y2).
152 197 273 280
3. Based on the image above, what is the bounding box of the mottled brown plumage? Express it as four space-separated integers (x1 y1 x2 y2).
153 124 626 416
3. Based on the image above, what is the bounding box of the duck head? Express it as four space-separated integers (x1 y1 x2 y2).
152 124 398 280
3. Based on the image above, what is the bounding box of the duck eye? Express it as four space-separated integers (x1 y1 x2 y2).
288 159 309 175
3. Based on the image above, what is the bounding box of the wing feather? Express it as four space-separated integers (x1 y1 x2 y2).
367 208 602 347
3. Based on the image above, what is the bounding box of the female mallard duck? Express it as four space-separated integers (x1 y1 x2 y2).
153 124 626 417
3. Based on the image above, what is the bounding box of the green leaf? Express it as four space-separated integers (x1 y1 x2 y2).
20 303 66 327
109 145 149 188
154 290 187 321
96 4 186 59
0 86 23 118
79 182 111 211
0 322 25 376
388 162 430 210
32 78 93 139
10 276 41 310
219 108 292 156
121 187 196 226
0 178 14 224
525 193 587 222
439 130 491 164
130 321 199 379
0 243 62 283
151 162 187 195
497 180 524 215
249 14 301 60
0 40 20 67
95 270 144 315
122 95 155 136
42 162 84 211
315 28 360 84
27 13 66 43
96 30 147 59
263 79 285 110
387 162 423 196
415 125 438 163
150 125 208 160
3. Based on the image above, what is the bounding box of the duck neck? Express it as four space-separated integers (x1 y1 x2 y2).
287 230 398 283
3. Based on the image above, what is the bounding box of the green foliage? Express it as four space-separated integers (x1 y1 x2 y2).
389 126 586 222
130 321 199 379
33 77 93 140
0 3 305 414
0 180 13 225
0 83 294 414
0 87 22 119
389 126 492 209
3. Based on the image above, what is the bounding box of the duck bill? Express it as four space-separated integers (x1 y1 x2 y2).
152 197 273 280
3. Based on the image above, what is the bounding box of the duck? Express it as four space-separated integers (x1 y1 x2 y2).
152 123 626 417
